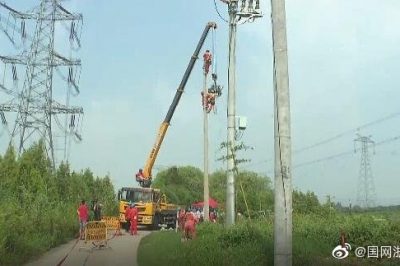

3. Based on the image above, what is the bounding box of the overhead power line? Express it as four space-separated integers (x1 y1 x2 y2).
293 150 354 169
242 111 400 168
249 133 400 174
294 111 400 154
292 133 400 170
213 0 229 23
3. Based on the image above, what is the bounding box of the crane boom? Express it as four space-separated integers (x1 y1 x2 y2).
137 22 217 187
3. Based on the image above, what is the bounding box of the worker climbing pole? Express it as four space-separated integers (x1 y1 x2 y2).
203 50 212 75
201 27 222 113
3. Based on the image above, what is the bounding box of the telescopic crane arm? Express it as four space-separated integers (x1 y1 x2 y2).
136 22 217 188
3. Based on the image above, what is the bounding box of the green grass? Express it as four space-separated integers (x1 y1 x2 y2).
138 214 400 266
137 221 321 266
137 231 183 266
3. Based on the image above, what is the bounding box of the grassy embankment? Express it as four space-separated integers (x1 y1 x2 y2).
138 212 400 266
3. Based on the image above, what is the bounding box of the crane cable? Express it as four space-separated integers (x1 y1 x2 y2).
211 27 217 78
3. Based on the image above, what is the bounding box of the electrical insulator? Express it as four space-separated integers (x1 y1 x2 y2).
12 65 17 81
248 0 254 11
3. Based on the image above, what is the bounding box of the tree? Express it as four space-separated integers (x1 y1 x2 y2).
0 145 19 197
152 165 274 218
292 190 321 214
0 141 119 265
153 166 204 206
236 171 273 217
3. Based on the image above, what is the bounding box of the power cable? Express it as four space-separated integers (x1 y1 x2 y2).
213 0 229 23
293 149 355 169
292 133 400 170
253 133 400 174
243 111 400 168
294 111 400 154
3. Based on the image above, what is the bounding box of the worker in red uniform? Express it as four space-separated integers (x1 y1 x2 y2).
207 93 216 113
209 210 216 223
178 208 186 232
77 200 89 240
130 204 138 235
124 205 131 232
201 91 216 113
184 209 198 240
203 50 212 75
135 169 145 182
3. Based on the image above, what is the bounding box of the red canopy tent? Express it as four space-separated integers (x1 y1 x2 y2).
192 198 218 209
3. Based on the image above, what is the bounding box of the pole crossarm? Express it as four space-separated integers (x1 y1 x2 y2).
0 84 17 96
0 103 15 112
53 53 81 66
0 54 80 67
51 102 83 114
0 102 83 115
0 2 24 16
0 55 25 64
1 2 82 21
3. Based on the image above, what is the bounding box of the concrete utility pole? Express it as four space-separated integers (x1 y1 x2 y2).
203 70 210 222
222 0 262 227
226 0 238 226
270 0 292 265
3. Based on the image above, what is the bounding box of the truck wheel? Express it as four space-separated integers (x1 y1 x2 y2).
170 220 177 229
120 222 127 232
168 218 176 229
152 215 160 230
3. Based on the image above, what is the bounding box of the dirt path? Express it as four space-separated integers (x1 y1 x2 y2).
25 230 151 266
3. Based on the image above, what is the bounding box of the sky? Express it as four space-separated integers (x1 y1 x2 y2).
1 0 400 206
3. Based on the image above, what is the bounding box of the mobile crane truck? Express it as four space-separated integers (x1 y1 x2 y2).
118 22 217 229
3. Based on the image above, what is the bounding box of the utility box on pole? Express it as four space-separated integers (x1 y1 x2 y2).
237 116 247 130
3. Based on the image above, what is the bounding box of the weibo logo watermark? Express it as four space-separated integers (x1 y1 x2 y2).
332 243 352 259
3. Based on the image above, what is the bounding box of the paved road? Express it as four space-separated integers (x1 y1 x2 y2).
25 229 151 266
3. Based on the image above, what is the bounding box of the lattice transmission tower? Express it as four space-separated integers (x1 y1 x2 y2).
0 0 84 168
354 134 376 208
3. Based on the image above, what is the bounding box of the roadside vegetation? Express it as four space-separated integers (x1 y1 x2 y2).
139 166 400 266
0 141 118 265
139 213 400 266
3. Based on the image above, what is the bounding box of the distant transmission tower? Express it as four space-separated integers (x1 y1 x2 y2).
0 1 84 168
354 134 376 208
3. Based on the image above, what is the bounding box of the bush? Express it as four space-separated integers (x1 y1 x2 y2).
0 143 117 265
138 212 400 266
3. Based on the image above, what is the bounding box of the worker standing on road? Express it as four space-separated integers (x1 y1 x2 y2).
124 205 131 232
77 200 89 240
93 199 102 221
130 204 138 235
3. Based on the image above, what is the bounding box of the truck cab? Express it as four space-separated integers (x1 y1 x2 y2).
118 187 177 229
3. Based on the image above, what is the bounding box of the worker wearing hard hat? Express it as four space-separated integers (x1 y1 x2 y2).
124 204 131 232
129 203 138 235
203 50 212 75
184 208 198 240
